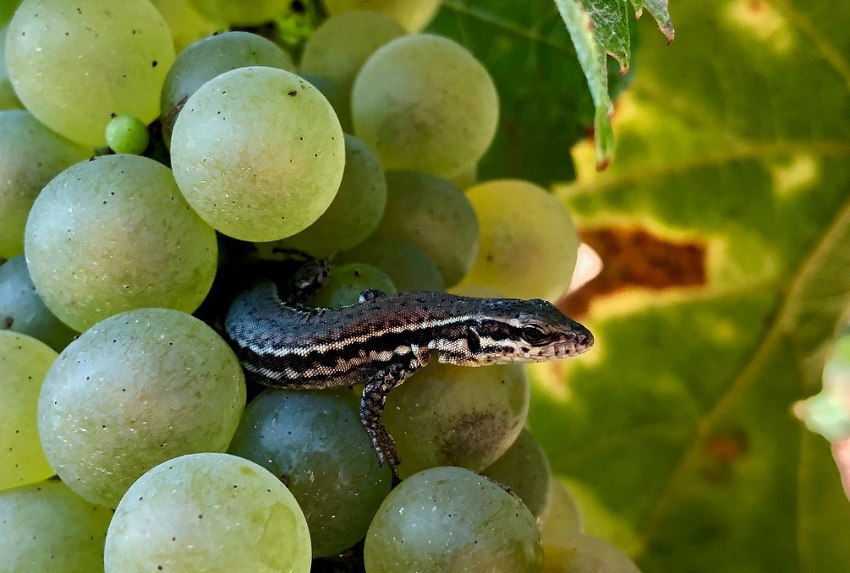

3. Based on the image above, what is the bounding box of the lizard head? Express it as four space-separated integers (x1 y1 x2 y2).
435 297 594 366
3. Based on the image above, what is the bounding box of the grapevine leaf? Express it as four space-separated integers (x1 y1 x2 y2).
428 0 635 184
524 0 850 571
632 0 674 43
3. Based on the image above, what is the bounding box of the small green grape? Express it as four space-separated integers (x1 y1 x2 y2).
25 154 217 332
170 67 345 241
383 361 529 478
543 532 641 573
0 331 57 491
375 170 479 286
482 427 552 521
0 255 78 351
0 110 90 260
352 34 499 178
0 480 112 572
364 466 543 572
338 235 445 292
37 308 246 507
309 263 397 308
324 0 440 32
458 179 580 301
105 115 149 155
229 390 392 557
5 0 174 146
160 31 295 144
105 453 311 572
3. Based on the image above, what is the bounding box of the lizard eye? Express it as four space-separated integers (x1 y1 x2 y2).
521 326 547 344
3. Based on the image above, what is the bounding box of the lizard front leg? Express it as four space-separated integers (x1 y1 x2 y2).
360 350 429 477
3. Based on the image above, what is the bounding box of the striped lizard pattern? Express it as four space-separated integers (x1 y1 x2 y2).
224 279 593 476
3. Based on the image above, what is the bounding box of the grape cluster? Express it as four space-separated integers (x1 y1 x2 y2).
0 0 638 571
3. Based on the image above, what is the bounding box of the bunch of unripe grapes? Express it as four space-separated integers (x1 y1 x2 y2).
0 0 639 571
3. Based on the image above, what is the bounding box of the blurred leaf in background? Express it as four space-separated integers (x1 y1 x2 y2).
434 0 850 571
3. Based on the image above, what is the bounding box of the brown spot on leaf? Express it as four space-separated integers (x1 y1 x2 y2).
562 227 707 316
701 429 749 484
2 316 12 328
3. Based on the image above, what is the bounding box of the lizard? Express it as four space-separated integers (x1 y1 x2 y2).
223 261 594 477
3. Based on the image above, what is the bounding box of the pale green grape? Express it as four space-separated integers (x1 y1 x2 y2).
279 134 388 257
337 235 445 292
0 110 90 260
105 453 311 572
229 389 392 557
24 154 217 332
364 466 543 572
0 331 56 491
0 27 23 110
160 31 295 144
171 66 345 241
105 114 149 155
539 479 583 544
0 255 77 351
543 532 641 573
0 480 112 572
300 11 404 110
37 308 246 507
324 0 440 32
382 361 529 479
149 0 221 54
189 0 288 26
5 0 174 146
352 34 499 178
458 179 580 301
482 427 551 521
309 262 397 308
375 170 479 286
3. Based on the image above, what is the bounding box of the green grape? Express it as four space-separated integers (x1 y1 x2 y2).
364 466 543 572
375 170 479 286
539 479 583 544
24 154 218 332
105 114 149 155
0 256 78 351
458 179 580 301
0 110 90 260
0 27 23 110
171 66 345 241
188 0 288 26
229 389 392 557
279 134 388 257
324 0 440 32
160 31 295 144
382 361 529 479
309 262 397 308
300 11 404 121
352 34 498 178
0 331 56 491
105 453 311 572
543 532 640 573
300 73 351 131
37 308 246 507
0 480 112 572
337 235 445 292
149 0 221 54
5 0 174 146
482 427 552 521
